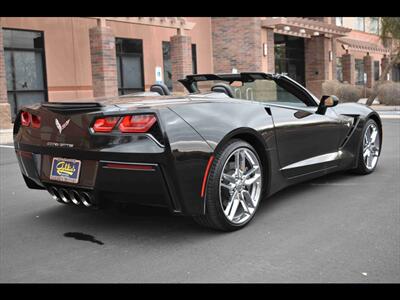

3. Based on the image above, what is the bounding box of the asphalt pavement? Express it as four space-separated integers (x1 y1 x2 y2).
0 119 399 283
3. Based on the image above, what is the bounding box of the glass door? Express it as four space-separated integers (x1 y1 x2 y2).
116 38 144 95
274 34 306 86
3 28 48 121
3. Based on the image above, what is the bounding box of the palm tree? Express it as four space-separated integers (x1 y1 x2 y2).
365 17 400 106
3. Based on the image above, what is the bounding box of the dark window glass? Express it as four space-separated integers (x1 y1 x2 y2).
116 38 144 95
369 17 379 34
192 44 197 74
355 59 365 85
336 57 343 82
336 17 343 27
274 34 305 86
355 17 365 31
162 41 173 91
3 28 47 121
392 64 400 82
374 60 380 81
3 29 44 49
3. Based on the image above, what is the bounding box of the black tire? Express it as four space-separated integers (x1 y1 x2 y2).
193 139 264 231
353 119 381 175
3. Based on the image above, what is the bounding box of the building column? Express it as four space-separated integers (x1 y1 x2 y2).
89 21 118 98
0 27 12 129
265 28 275 73
331 38 337 81
170 32 192 93
363 52 374 88
342 51 355 85
211 17 262 73
381 54 390 81
305 35 331 98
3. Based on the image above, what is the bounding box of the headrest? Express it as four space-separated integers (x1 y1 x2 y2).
150 83 171 95
211 83 234 98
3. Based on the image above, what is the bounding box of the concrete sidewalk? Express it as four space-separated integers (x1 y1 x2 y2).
370 105 400 111
0 129 13 144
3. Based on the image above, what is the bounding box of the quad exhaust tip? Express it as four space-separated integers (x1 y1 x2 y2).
69 190 81 205
47 186 93 208
58 188 71 204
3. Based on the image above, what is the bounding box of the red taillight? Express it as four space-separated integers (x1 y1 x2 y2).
31 114 41 128
119 114 156 133
21 111 31 127
92 117 119 133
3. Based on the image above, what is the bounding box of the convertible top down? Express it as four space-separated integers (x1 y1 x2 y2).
13 72 382 231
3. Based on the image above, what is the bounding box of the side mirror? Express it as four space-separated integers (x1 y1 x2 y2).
316 95 339 115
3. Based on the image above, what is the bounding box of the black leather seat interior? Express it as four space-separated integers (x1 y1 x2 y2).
150 83 171 95
211 83 234 98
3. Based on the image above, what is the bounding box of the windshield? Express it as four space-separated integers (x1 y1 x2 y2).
192 79 308 107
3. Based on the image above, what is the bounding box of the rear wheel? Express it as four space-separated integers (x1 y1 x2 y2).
193 139 263 231
354 119 381 174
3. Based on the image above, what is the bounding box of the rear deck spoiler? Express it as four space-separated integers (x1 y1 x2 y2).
178 72 277 93
41 102 104 111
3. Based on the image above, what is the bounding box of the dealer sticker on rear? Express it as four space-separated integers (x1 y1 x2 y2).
50 157 81 184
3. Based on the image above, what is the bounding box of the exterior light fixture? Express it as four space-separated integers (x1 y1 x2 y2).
284 26 290 31
313 32 320 36
329 50 333 61
299 29 306 34
263 43 268 56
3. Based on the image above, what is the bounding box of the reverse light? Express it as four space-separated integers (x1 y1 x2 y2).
31 114 41 128
21 111 31 127
119 114 156 133
92 117 119 133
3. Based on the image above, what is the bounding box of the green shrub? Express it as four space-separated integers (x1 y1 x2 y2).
376 81 400 105
322 80 364 103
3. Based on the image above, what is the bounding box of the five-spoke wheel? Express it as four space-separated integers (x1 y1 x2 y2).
219 148 262 225
354 119 381 174
193 139 264 231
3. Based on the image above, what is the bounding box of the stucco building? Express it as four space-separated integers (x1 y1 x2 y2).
0 17 398 130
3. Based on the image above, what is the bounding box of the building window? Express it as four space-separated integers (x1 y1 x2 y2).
336 57 343 82
162 41 173 91
392 64 400 82
192 44 197 74
335 17 343 27
274 34 305 86
3 28 48 121
354 17 365 31
115 38 144 95
355 59 365 85
374 60 380 81
369 17 379 35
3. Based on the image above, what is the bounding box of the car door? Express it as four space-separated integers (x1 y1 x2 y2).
257 76 350 178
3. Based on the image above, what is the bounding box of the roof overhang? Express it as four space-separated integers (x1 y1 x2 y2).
262 17 351 38
90 17 196 31
337 37 390 54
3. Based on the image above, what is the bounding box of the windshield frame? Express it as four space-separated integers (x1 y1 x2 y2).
179 72 319 107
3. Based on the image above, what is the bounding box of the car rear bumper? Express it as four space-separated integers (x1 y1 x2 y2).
15 143 182 213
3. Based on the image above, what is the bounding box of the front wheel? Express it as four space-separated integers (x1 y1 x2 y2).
193 139 264 231
353 119 381 174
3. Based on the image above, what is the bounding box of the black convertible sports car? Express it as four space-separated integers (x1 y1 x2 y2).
13 72 382 231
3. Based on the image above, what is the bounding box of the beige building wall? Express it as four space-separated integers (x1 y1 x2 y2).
0 17 214 102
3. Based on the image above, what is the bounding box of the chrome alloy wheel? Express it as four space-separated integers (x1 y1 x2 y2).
363 123 380 170
219 147 262 225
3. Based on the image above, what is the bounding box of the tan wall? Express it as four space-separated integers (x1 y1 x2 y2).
0 17 214 102
0 17 97 101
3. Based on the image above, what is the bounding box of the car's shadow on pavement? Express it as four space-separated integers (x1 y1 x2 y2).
35 170 360 241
